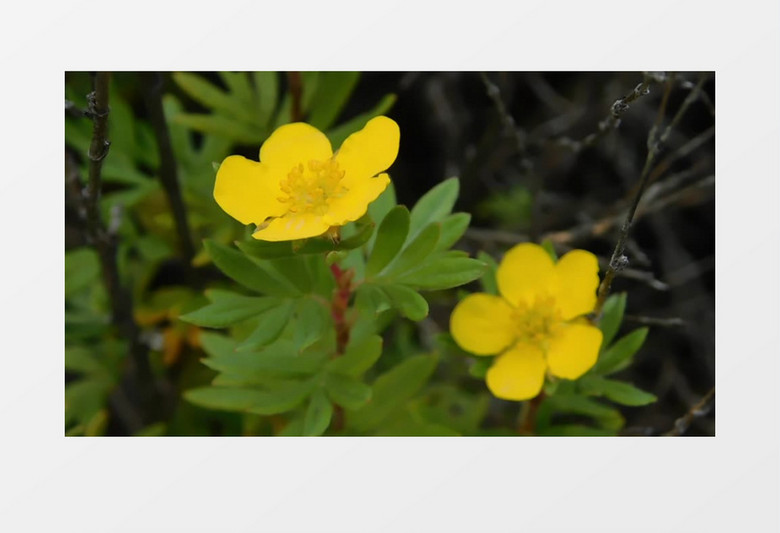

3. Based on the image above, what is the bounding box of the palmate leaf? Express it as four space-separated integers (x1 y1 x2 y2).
179 291 281 328
535 393 624 434
346 353 438 433
172 72 274 144
324 373 373 409
326 334 383 377
184 380 314 415
200 337 329 380
204 240 300 298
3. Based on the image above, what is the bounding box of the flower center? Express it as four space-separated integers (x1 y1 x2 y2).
512 295 562 347
278 159 348 215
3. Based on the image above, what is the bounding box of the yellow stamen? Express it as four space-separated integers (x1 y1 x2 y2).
278 158 348 216
511 295 563 349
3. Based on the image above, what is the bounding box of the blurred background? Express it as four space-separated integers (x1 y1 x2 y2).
65 72 714 436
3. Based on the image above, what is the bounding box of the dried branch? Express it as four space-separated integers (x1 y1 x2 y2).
288 71 303 122
623 315 686 328
554 77 653 153
70 72 164 434
592 74 709 317
663 387 715 436
141 72 196 266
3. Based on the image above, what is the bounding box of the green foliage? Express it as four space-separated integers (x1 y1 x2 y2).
179 172 486 435
171 71 396 148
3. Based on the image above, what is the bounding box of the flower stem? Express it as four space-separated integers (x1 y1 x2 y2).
518 392 545 435
329 263 354 355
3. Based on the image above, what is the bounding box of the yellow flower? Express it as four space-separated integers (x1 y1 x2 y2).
450 243 603 401
214 116 400 242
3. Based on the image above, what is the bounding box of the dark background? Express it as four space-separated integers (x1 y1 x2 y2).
352 72 715 435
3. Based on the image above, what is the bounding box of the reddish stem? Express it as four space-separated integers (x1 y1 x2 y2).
329 263 354 355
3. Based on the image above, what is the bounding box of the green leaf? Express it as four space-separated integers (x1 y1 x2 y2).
64 346 103 375
172 72 247 122
307 71 361 130
476 251 499 295
326 94 397 147
303 390 333 436
266 256 313 294
592 327 649 375
199 331 239 359
204 240 299 297
366 182 397 253
326 334 383 377
347 353 438 432
354 284 392 317
65 248 101 297
598 292 627 347
172 113 262 144
579 375 657 406
218 72 254 110
435 212 471 251
408 177 459 241
252 72 278 131
202 339 327 379
382 223 440 277
325 373 373 409
185 381 314 415
366 205 411 277
380 284 429 321
536 394 624 432
293 298 331 352
179 292 281 328
237 300 295 351
395 256 487 291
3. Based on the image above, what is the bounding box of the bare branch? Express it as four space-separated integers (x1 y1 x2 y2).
141 72 196 266
592 74 709 317
664 387 715 436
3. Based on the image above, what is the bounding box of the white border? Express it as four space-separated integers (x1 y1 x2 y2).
2 1 779 531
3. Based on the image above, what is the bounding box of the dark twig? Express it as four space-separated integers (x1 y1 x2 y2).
555 77 652 153
663 387 715 436
543 173 714 247
141 72 196 266
623 315 686 328
74 72 162 434
592 74 708 317
480 72 527 156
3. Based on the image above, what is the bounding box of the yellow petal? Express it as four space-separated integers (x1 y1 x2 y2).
214 155 287 225
259 122 333 173
334 116 399 188
252 212 330 242
546 322 602 379
496 243 557 307
323 173 391 226
485 343 546 401
449 293 516 356
554 249 600 320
